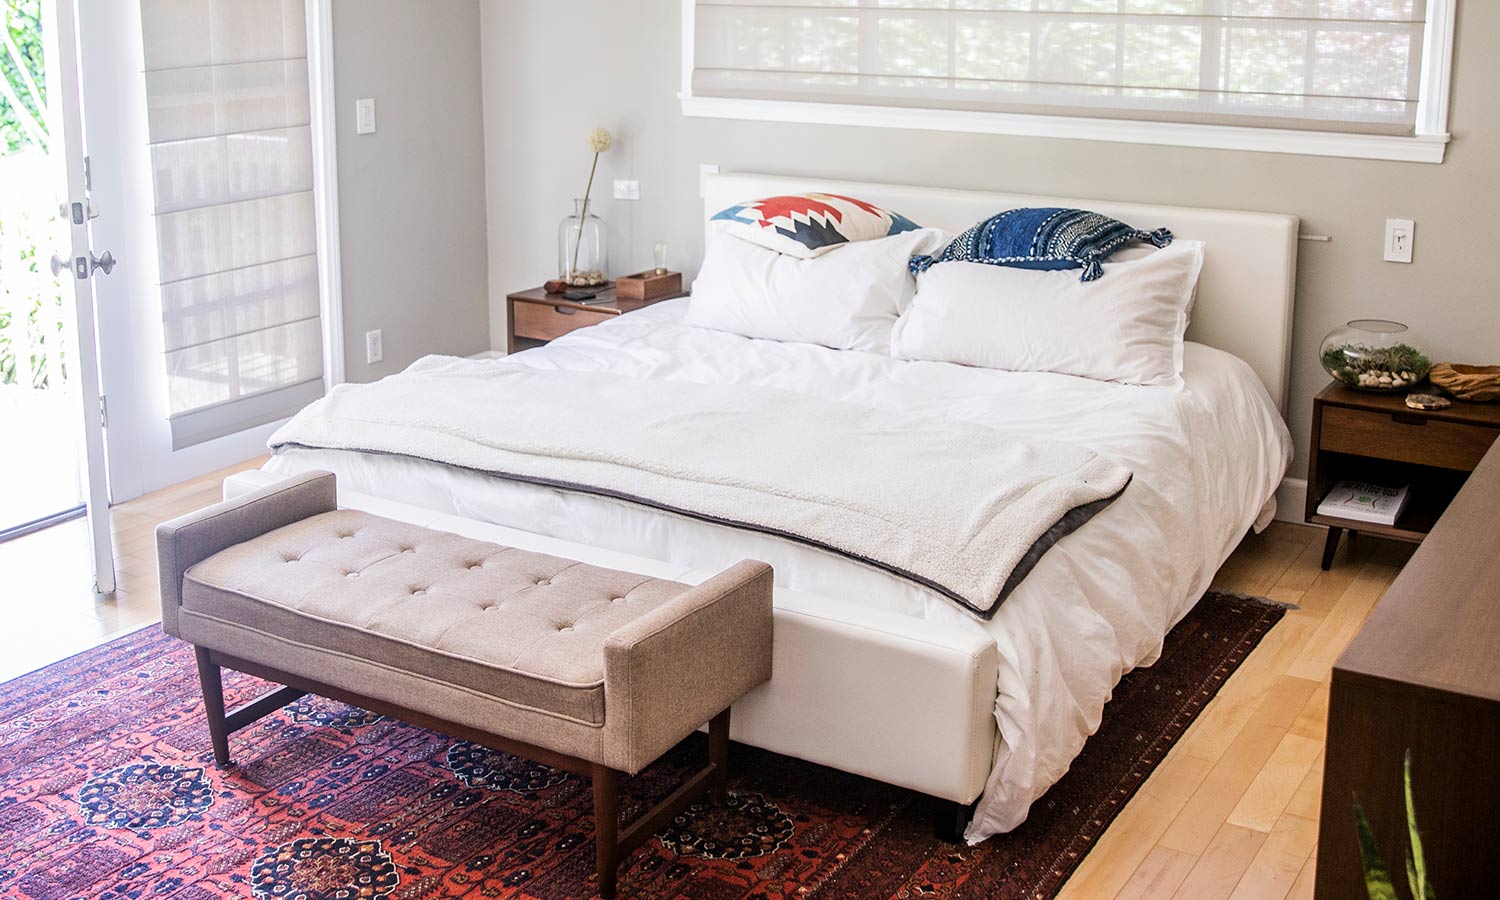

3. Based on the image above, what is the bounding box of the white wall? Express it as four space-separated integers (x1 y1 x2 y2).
480 1 1500 480
333 0 489 383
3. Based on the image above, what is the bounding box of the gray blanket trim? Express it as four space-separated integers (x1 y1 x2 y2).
272 444 1130 619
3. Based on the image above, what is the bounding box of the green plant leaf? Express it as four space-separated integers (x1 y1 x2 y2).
1404 752 1435 900
1354 793 1399 900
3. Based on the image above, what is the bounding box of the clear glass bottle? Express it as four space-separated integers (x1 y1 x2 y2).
558 199 607 287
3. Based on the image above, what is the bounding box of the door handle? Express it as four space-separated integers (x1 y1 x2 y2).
50 250 116 279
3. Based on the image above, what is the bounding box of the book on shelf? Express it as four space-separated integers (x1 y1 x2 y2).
1317 480 1410 526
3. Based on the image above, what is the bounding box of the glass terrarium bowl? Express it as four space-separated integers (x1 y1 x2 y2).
1319 319 1431 392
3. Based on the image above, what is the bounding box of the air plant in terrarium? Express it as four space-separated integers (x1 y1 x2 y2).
1320 320 1432 392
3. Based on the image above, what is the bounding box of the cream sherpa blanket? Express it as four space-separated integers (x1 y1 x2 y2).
269 356 1131 618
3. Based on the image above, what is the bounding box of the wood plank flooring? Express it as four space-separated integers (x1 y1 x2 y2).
0 461 1413 899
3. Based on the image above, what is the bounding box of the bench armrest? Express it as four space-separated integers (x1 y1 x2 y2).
602 559 774 772
156 470 337 637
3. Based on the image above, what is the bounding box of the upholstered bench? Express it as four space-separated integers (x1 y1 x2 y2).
156 471 773 898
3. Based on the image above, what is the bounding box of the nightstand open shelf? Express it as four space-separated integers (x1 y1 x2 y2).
1306 381 1500 569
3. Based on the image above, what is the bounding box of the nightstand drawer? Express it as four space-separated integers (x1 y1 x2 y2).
512 301 613 342
1320 405 1498 471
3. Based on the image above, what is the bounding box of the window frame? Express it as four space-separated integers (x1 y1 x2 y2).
678 0 1456 164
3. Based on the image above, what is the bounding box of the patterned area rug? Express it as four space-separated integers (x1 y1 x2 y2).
0 591 1282 900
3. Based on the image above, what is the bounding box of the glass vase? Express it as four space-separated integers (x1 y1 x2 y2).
1319 319 1432 391
557 198 607 287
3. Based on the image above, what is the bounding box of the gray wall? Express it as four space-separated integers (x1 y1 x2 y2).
333 0 489 383
481 1 1499 480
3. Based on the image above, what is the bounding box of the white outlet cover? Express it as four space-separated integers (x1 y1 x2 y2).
365 329 383 364
613 179 640 200
355 98 376 135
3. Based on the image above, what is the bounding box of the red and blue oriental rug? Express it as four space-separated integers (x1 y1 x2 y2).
0 591 1282 899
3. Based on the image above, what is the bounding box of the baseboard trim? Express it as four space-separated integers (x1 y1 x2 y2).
1274 478 1308 524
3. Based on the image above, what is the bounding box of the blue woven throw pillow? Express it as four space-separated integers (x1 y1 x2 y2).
910 208 1173 282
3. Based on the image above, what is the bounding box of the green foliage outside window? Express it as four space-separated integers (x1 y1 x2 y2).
1 0 63 389
1 0 47 154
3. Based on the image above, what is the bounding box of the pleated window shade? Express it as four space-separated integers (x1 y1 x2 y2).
139 0 324 450
691 1 1428 134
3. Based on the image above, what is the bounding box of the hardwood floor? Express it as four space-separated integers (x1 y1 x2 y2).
0 456 266 684
0 461 1414 899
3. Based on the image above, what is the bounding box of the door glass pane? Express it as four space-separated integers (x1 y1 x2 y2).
0 0 85 535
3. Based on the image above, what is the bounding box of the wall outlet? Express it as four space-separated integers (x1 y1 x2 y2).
1384 218 1414 263
612 179 640 200
365 329 383 364
355 98 376 135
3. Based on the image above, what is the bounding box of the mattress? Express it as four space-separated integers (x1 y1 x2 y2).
265 298 1292 840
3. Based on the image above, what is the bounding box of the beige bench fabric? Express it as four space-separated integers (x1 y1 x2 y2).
159 471 774 774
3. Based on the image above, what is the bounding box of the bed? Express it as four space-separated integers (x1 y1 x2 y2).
231 173 1297 843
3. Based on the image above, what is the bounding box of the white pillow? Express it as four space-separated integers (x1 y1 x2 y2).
891 240 1205 386
686 227 947 353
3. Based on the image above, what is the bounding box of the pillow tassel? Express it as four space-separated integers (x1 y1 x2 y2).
909 255 936 276
1148 227 1174 248
1080 257 1105 282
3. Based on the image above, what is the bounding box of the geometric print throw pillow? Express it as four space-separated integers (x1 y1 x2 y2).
712 192 923 259
910 207 1173 282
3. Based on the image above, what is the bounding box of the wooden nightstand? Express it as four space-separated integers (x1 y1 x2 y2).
1306 381 1500 568
505 285 687 353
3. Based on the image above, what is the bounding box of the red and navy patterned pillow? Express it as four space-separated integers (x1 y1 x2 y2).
910 208 1173 282
711 193 922 259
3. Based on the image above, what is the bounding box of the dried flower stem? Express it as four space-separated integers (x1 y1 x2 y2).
571 151 601 277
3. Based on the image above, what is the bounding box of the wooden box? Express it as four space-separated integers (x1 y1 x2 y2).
615 270 682 301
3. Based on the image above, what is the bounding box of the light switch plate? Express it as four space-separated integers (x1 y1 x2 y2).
355 98 376 135
1384 218 1414 263
365 329 383 364
613 179 640 200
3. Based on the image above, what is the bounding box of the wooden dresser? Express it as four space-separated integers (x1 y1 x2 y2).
1315 441 1500 899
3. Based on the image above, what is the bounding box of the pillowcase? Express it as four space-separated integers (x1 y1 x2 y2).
710 192 922 258
686 227 947 353
892 240 1205 387
910 207 1174 282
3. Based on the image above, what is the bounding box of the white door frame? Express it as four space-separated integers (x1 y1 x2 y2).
308 0 346 390
48 0 113 594
78 0 345 503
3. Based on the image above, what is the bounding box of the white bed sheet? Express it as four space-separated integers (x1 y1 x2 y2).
265 299 1291 841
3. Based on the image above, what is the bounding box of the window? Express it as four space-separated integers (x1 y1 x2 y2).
682 1 1455 162
139 0 327 449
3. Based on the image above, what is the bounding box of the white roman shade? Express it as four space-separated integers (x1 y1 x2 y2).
139 0 324 449
690 1 1429 135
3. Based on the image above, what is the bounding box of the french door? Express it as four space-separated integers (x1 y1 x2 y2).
72 0 340 503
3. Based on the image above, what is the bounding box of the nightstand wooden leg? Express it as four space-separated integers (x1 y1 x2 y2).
1321 526 1343 570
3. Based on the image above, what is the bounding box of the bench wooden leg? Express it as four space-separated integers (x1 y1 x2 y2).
591 707 734 898
592 764 620 899
709 707 730 804
194 646 232 769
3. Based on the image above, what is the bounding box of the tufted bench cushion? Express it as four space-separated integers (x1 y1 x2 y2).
182 510 700 725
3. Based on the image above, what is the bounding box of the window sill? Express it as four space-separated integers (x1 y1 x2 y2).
679 95 1450 165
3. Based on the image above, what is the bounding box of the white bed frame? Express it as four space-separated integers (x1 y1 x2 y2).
225 173 1297 827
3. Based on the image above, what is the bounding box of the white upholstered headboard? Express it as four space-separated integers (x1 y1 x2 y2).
701 172 1298 414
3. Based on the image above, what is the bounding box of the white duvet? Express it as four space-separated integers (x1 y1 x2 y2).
265 299 1291 841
